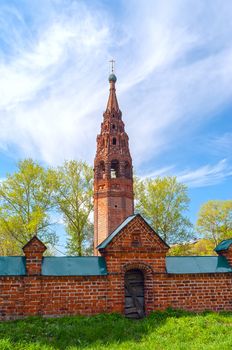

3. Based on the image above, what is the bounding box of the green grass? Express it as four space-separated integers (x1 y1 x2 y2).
0 309 232 350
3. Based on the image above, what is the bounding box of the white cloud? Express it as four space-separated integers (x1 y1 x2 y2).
176 159 232 187
142 159 232 188
209 133 232 157
0 0 232 175
0 1 110 164
140 166 175 180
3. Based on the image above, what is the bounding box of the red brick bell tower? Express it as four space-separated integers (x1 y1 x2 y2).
94 68 134 254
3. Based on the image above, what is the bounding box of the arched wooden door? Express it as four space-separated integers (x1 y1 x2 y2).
124 269 145 319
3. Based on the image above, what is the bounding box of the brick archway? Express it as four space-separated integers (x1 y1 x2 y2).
122 262 154 315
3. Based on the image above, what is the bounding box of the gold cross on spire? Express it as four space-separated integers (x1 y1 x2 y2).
109 59 115 74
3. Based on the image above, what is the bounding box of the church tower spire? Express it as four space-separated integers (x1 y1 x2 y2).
94 69 134 254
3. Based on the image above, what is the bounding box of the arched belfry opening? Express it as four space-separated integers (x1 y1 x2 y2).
110 159 119 178
124 269 145 319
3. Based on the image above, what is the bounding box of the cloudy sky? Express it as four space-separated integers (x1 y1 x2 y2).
0 0 231 246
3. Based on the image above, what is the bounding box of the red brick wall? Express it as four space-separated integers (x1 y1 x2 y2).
1 269 231 320
0 270 232 320
0 276 108 320
98 216 232 315
0 217 231 320
155 273 232 312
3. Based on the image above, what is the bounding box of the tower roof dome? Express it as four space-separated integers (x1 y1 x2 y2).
108 73 117 82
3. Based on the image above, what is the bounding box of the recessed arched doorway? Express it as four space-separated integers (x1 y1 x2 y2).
124 269 145 319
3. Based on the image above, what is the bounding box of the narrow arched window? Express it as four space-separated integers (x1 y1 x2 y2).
112 137 117 145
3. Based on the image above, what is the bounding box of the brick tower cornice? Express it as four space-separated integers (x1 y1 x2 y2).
94 72 134 254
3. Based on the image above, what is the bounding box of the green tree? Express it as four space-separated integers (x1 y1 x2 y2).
0 227 20 255
66 222 94 256
168 239 216 256
135 176 193 244
53 160 93 256
191 239 216 255
196 200 232 245
0 159 57 254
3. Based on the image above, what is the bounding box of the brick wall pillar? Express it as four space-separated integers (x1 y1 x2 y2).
215 240 232 268
22 236 47 276
218 247 232 267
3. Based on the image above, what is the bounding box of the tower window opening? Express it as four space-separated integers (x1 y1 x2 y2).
112 137 117 145
111 160 119 178
98 161 105 179
112 124 115 130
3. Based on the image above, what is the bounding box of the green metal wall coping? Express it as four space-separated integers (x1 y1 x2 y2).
0 256 26 276
166 256 232 274
0 255 231 276
215 238 232 252
42 256 108 276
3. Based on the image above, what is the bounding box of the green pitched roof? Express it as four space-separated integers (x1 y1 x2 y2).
0 257 26 276
42 256 107 276
214 238 232 252
166 256 232 274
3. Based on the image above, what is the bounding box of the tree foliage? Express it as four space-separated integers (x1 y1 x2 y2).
0 159 94 256
53 160 93 256
168 239 216 256
196 200 232 245
135 176 193 244
0 159 57 254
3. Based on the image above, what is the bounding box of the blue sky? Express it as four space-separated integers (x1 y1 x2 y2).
0 0 232 249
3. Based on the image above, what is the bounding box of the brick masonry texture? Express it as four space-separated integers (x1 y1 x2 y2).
93 78 134 253
0 215 231 320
